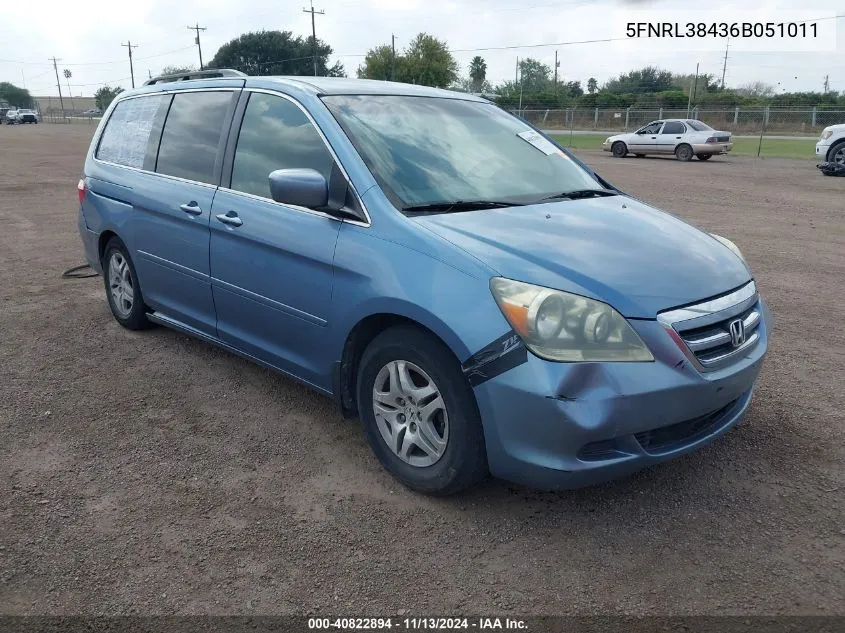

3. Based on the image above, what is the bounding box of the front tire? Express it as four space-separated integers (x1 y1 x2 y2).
675 144 694 162
611 141 628 158
697 153 712 161
828 141 845 165
102 237 152 330
356 325 488 495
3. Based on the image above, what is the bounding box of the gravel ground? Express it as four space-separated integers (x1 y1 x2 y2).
1 124 843 616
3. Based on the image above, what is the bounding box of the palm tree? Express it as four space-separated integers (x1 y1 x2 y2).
469 56 487 93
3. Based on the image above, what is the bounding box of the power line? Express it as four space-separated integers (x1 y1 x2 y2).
121 41 138 89
303 0 325 77
188 24 207 70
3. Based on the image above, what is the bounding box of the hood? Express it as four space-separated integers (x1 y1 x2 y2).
413 195 751 318
824 123 845 133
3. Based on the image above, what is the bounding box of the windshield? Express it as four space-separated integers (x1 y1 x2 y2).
322 95 600 209
686 120 713 131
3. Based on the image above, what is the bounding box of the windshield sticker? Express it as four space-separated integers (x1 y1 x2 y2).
517 130 560 156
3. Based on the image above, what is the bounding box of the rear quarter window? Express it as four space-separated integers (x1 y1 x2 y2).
96 95 168 169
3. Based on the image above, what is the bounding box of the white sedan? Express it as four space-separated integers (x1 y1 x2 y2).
602 119 733 161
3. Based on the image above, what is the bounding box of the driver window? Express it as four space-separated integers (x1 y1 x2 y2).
640 122 662 134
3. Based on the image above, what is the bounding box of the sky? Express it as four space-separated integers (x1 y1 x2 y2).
1 0 842 97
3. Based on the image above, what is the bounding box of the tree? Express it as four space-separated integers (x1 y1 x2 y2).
209 30 344 77
358 33 457 88
605 66 673 93
518 58 552 93
0 82 33 108
563 80 583 98
94 86 124 111
469 56 487 92
402 33 458 88
160 65 196 76
736 81 776 98
357 45 398 81
587 77 598 94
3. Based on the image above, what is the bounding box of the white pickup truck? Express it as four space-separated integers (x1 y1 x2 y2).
816 124 845 165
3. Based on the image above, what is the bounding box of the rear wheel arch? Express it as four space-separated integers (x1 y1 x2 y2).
335 312 469 419
97 230 120 263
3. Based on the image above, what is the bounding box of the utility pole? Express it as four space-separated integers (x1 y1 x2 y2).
554 50 559 89
49 57 65 117
302 1 324 77
720 38 730 89
687 62 699 118
391 34 396 81
122 41 138 88
515 57 519 84
188 24 207 70
823 74 830 94
21 68 26 88
63 69 75 113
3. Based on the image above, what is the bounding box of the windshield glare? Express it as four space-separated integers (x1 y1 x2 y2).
686 120 713 131
322 95 600 209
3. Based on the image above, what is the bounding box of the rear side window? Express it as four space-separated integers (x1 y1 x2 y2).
156 91 233 185
230 93 334 200
662 121 686 135
96 95 168 168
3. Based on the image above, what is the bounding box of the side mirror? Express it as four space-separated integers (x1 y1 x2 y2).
269 169 328 209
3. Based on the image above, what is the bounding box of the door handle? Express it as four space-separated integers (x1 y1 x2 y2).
651 136 657 139
676 136 682 139
179 201 202 215
216 211 243 227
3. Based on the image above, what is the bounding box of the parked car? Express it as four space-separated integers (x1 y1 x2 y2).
603 119 733 161
15 109 39 124
77 71 770 495
4 109 19 124
816 123 845 165
82 108 103 116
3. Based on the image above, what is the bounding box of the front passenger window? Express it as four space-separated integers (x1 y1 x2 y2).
231 93 335 200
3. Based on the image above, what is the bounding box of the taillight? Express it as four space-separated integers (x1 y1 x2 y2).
77 179 86 204
705 137 717 144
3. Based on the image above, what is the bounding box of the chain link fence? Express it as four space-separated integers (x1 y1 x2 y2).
513 106 845 136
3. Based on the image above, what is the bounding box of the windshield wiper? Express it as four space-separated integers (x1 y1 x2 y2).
538 189 618 202
402 200 524 214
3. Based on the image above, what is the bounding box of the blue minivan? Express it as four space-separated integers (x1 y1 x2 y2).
77 69 770 495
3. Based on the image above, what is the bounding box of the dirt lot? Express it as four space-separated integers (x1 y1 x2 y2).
1 124 843 616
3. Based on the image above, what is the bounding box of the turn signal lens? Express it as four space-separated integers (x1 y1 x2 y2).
77 179 86 205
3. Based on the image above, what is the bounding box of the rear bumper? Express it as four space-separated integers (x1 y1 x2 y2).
474 300 770 490
77 207 103 274
692 142 732 155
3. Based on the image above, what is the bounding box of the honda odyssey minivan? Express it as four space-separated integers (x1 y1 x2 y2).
77 69 770 495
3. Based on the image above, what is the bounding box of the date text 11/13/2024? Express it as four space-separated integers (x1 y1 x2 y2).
307 617 528 630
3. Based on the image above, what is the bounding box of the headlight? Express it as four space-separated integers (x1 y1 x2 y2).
820 130 833 141
710 233 745 263
604 137 613 144
489 278 654 362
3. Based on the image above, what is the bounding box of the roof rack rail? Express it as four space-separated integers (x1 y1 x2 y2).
143 68 246 86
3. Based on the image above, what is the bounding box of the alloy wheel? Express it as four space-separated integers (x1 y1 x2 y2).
108 252 134 318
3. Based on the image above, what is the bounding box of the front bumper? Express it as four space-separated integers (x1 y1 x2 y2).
474 299 770 489
816 142 830 157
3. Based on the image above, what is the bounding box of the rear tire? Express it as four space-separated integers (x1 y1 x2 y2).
102 237 152 331
356 325 488 496
675 144 694 162
634 154 645 158
611 142 628 158
697 153 712 161
827 141 845 165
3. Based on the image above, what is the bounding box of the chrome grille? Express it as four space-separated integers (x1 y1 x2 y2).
658 282 761 372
